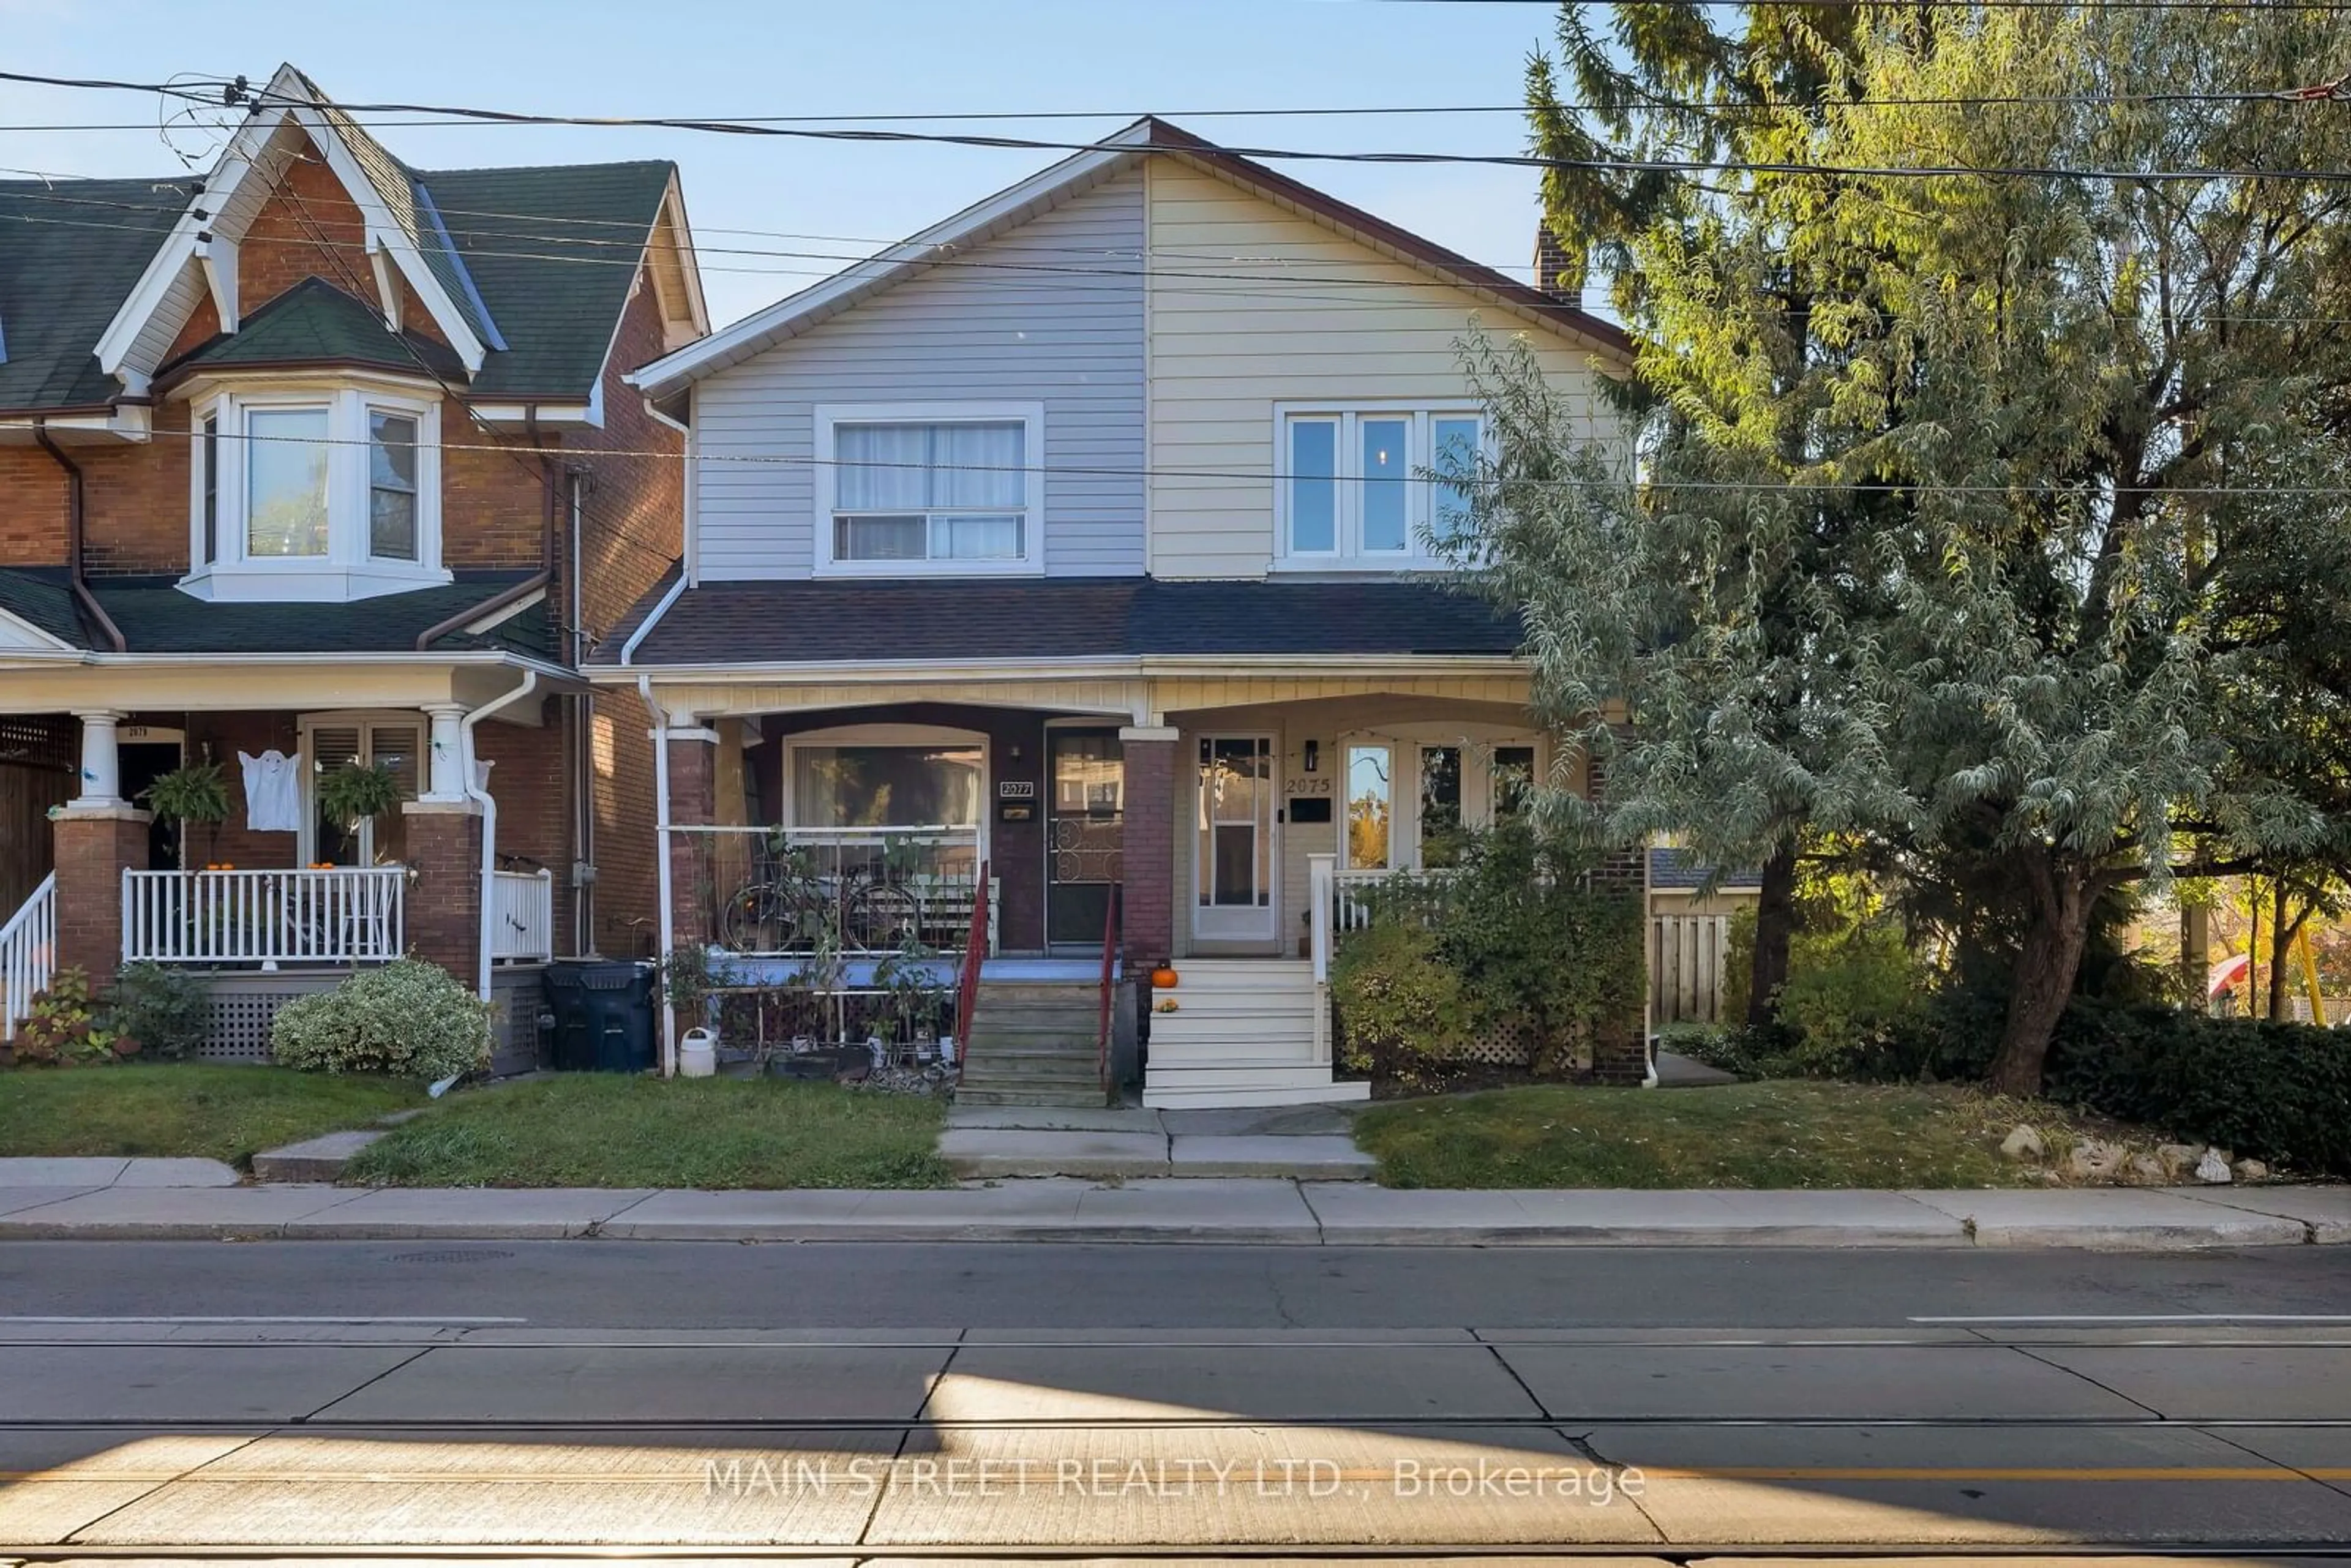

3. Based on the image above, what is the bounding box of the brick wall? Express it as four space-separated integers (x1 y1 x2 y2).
181 712 303 869
0 448 68 566
664 733 715 948
52 809 150 985
400 803 481 986
473 699 573 949
1120 736 1177 968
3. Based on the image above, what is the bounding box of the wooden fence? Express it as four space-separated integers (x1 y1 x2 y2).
1650 912 1733 1027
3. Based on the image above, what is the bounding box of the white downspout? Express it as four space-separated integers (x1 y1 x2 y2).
639 670 677 1077
462 669 539 1002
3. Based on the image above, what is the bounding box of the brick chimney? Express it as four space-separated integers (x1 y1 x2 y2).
1534 224 1581 307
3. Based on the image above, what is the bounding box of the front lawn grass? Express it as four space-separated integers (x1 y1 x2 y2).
0 1065 425 1169
343 1075 952 1189
1353 1079 2082 1189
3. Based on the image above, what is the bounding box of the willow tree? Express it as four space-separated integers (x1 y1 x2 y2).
1475 2 2351 1091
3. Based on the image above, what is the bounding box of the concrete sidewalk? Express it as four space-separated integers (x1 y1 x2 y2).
0 1157 2343 1246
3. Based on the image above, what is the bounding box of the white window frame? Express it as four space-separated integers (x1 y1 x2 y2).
1273 402 1487 572
813 402 1046 578
182 380 445 603
1340 729 1548 872
777 722 993 866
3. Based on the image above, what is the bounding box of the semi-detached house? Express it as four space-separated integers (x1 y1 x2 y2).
601 119 1637 1107
0 65 708 1063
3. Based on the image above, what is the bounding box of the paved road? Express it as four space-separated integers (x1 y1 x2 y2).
1 1240 2349 1556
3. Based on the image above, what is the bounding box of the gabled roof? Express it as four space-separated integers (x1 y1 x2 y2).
629 115 1629 401
0 66 696 414
597 576 1524 668
162 277 468 383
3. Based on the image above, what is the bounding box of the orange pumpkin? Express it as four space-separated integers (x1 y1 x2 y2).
1150 965 1180 989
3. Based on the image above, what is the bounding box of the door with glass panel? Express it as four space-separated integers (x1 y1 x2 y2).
1047 730 1123 950
304 720 421 866
1193 735 1277 943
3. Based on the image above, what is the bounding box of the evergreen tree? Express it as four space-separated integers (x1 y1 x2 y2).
1479 3 2351 1091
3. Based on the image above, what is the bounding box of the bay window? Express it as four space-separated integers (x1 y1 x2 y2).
1277 405 1486 568
817 403 1044 575
182 383 443 602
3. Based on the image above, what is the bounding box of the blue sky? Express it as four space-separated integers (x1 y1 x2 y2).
0 0 1567 329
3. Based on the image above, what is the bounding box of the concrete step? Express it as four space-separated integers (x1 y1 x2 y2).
1143 1079 1373 1109
1146 1062 1349 1091
939 1127 1161 1177
953 1084 1112 1110
249 1129 385 1182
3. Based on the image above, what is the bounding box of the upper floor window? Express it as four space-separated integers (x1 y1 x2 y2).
1277 405 1485 570
816 403 1044 576
184 383 443 602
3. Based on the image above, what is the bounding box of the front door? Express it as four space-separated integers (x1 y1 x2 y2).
1046 729 1123 950
1193 733 1277 943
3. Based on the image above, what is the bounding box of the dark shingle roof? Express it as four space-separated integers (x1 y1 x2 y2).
1648 846 1763 892
0 154 672 411
0 568 551 657
598 576 1523 666
163 277 468 382
0 566 91 647
0 176 198 411
416 161 675 398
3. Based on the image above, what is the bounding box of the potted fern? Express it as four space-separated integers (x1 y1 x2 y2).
316 761 403 860
139 762 230 867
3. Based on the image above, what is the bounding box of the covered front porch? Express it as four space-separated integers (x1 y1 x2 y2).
629 662 1586 1105
0 655 568 1056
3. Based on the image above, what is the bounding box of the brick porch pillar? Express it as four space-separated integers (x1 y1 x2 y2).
52 710 148 989
664 726 718 950
401 800 482 991
1582 746 1651 1085
1119 726 1178 969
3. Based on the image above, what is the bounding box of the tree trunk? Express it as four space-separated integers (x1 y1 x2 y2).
2268 879 2293 1021
1745 836 1799 1029
1985 856 2093 1098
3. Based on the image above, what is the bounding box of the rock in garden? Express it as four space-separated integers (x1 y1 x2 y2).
2000 1125 2046 1161
2156 1143 2205 1181
2126 1153 2167 1185
2067 1138 2123 1180
2195 1148 2233 1184
2233 1157 2270 1182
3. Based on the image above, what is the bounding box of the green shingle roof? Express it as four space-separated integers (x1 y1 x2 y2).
0 176 197 411
0 149 673 411
165 277 468 382
0 567 553 658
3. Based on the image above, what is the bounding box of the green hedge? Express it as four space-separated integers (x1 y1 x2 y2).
2044 1005 2351 1177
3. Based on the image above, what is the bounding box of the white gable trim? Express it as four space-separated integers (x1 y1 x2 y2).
627 126 1153 400
92 66 487 391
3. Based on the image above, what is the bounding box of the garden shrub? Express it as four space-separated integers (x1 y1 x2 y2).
2044 1003 2351 1177
1331 923 1470 1092
11 968 127 1067
1370 819 1644 1077
1769 923 1933 1080
271 958 491 1082
105 962 213 1061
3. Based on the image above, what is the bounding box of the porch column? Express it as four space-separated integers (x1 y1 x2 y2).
419 703 469 803
1119 726 1178 969
53 710 149 987
73 708 125 806
400 800 481 989
664 722 719 950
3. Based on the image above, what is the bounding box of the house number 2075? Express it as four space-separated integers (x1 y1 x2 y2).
1284 778 1333 796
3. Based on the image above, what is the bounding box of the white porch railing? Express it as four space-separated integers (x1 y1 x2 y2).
490 868 555 962
122 868 405 967
1 873 56 1041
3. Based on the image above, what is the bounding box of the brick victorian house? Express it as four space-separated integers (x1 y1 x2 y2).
0 66 707 1059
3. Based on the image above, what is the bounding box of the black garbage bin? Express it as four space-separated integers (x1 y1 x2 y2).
541 961 657 1073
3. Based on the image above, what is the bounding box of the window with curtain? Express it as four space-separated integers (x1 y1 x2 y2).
793 745 983 829
828 416 1033 568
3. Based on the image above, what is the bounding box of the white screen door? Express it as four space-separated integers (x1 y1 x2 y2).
1193 734 1277 943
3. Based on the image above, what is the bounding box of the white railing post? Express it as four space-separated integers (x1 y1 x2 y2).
1 873 58 1041
121 868 406 968
1307 853 1336 985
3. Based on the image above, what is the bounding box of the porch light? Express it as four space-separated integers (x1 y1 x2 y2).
1303 740 1319 773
